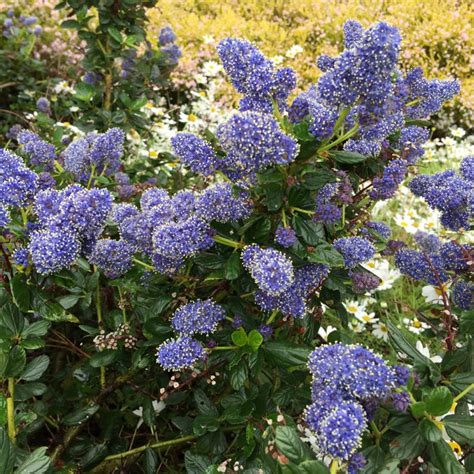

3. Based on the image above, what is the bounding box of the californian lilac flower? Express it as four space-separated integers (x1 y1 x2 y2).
6 124 22 140
241 244 294 296
217 111 299 182
156 336 204 371
112 203 139 225
28 229 80 274
217 38 296 113
161 44 182 65
395 249 449 285
351 271 380 294
171 191 196 221
36 97 51 114
439 241 469 271
370 159 408 200
414 231 441 253
404 67 460 119
195 183 253 223
452 280 473 310
34 189 61 224
63 129 124 182
0 149 38 207
360 221 391 241
274 226 297 248
171 299 226 335
392 392 410 412
254 264 328 318
394 365 410 386
0 206 10 228
317 22 401 108
13 248 29 268
396 126 430 164
158 26 177 46
318 401 367 460
348 453 367 474
89 239 133 278
333 237 375 269
152 216 214 260
460 156 474 182
17 130 56 170
258 324 273 339
171 133 220 176
409 168 472 231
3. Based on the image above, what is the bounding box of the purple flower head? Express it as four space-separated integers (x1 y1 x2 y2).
158 26 177 46
156 336 204 371
395 249 449 285
217 111 299 182
275 226 297 248
89 239 133 278
36 97 51 114
17 130 56 170
196 183 253 223
28 229 80 275
0 149 38 207
452 280 473 310
242 244 294 296
171 133 220 176
333 237 375 269
171 299 226 335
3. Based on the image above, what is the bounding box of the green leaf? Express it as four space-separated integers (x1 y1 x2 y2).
107 26 123 43
307 243 344 268
275 426 311 464
230 362 248 390
35 302 79 324
0 427 15 474
89 350 118 368
331 150 368 164
247 329 263 352
264 341 311 369
20 355 49 381
57 294 81 309
63 404 99 426
0 345 26 378
224 252 241 280
425 387 454 416
293 216 324 246
427 440 464 474
10 275 30 312
16 447 50 474
231 328 248 347
419 419 443 442
444 415 474 446
389 430 426 460
21 320 50 338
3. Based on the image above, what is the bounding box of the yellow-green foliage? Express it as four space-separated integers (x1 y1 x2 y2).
150 0 473 123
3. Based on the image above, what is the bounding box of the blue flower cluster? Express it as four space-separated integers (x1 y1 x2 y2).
174 112 299 183
217 38 296 113
333 237 375 269
242 244 294 296
89 239 133 278
0 149 38 208
171 299 226 335
409 156 473 231
304 343 399 460
157 298 226 371
63 128 125 182
254 264 329 318
17 130 56 170
156 336 204 371
29 185 113 274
